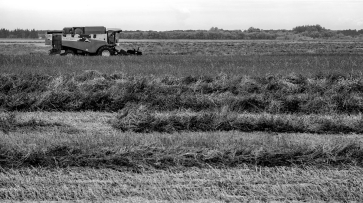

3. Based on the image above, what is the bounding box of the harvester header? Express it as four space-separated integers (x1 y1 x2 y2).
45 26 142 56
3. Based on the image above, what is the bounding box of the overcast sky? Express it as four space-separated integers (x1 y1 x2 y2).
0 0 362 31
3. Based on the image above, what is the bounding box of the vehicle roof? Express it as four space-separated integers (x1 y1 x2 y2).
107 28 122 32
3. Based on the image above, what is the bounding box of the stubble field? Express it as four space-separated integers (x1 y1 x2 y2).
1 39 363 202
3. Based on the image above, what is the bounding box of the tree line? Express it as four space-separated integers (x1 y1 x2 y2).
118 29 277 40
292 25 363 39
1 25 363 40
0 28 38 38
118 25 363 40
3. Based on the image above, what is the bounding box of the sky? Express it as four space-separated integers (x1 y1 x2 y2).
0 0 362 31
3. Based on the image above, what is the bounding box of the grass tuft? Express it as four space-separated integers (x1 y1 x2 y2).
0 111 17 134
0 111 75 134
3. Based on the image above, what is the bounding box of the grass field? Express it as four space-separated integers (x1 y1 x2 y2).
1 53 363 76
1 41 363 202
4 166 363 202
1 111 363 201
2 38 363 56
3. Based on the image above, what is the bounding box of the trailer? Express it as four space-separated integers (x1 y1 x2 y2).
45 26 142 56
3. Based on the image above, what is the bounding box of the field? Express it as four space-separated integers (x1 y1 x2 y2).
1 39 363 202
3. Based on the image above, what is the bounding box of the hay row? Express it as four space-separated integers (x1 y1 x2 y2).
111 109 363 134
1 71 363 113
1 135 362 169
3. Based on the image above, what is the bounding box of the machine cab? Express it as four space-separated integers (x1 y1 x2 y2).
107 29 122 45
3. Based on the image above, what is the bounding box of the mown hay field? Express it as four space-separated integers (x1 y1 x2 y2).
1 41 363 202
2 38 363 56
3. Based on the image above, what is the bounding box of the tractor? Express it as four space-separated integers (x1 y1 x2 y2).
45 26 142 56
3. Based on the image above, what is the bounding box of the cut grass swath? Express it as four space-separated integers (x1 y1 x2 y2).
111 109 363 134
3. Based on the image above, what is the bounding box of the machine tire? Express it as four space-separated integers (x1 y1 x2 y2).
98 46 113 57
63 50 75 56
49 49 60 55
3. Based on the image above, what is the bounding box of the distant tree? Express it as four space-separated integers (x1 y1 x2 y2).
0 28 40 38
247 27 261 33
293 24 325 33
0 28 9 38
338 29 363 37
30 29 38 38
209 27 218 31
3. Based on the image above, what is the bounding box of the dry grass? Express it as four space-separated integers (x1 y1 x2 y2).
1 111 363 169
85 40 363 56
0 111 73 134
2 40 363 56
111 109 363 134
2 71 363 115
0 43 48 55
1 166 363 202
1 52 363 77
1 112 363 202
1 41 363 201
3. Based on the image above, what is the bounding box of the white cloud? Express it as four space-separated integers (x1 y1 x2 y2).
337 17 363 28
172 7 191 27
356 19 363 26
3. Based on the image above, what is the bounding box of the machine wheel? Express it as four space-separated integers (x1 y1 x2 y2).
49 49 60 55
63 50 75 56
98 46 113 57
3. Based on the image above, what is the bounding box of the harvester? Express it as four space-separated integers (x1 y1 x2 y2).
45 26 142 56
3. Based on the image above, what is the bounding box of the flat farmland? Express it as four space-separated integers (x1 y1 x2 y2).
1 39 363 202
2 38 363 56
0 38 43 43
120 39 363 55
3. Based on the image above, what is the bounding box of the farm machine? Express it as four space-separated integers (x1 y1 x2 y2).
45 26 142 56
